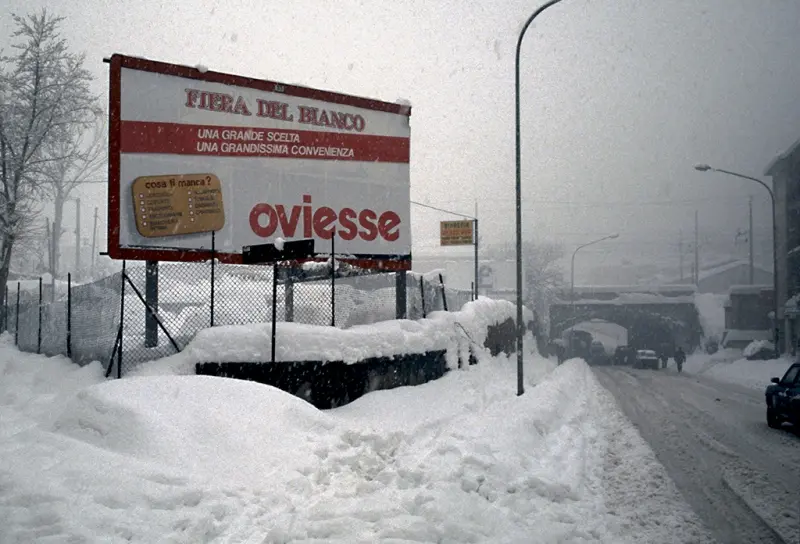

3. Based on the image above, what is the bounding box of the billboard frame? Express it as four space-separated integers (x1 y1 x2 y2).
107 53 412 270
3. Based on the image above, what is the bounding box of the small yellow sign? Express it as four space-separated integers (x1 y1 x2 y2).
440 220 474 246
131 173 225 238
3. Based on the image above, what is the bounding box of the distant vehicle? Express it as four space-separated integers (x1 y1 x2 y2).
634 349 660 370
766 362 800 428
589 340 610 365
614 345 636 366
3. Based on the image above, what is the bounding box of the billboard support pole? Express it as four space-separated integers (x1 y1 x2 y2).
210 231 216 328
271 263 278 365
144 261 158 348
396 271 407 319
330 234 336 327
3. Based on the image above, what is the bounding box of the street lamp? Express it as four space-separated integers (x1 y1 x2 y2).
515 0 567 396
694 163 780 348
569 234 619 354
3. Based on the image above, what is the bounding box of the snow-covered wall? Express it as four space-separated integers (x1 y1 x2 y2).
133 298 533 376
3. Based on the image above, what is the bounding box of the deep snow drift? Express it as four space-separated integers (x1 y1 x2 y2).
684 351 793 391
0 335 713 543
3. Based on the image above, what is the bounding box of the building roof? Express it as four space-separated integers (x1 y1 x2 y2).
664 259 772 285
765 136 800 176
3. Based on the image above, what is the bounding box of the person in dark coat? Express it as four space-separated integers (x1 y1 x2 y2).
674 347 686 373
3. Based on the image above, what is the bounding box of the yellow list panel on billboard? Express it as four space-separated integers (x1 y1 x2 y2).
440 220 474 246
131 173 225 238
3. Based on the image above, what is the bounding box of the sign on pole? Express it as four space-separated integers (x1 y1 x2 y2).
107 54 412 269
440 220 474 246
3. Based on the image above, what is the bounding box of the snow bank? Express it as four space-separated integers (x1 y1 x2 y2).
742 339 775 359
0 335 709 543
130 298 526 376
684 352 793 391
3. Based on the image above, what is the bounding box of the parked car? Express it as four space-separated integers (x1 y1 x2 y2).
765 362 800 428
589 340 611 366
633 349 660 370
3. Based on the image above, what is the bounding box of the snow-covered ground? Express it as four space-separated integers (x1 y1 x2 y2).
0 332 714 543
684 350 793 391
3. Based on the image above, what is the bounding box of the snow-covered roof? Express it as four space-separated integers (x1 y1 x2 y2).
698 259 771 281
569 285 696 295
728 284 773 295
765 136 800 176
721 329 771 345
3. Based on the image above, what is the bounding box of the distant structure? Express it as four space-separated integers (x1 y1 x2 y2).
667 258 773 295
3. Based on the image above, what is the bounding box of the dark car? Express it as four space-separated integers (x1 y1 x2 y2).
614 345 635 366
765 362 800 428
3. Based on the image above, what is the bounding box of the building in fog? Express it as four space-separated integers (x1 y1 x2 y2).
668 258 772 295
765 137 800 352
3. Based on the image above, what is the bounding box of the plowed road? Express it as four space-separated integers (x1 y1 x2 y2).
594 366 800 544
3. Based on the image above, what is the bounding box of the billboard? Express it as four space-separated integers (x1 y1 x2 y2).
439 220 474 246
108 54 411 269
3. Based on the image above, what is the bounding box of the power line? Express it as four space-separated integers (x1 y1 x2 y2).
410 200 475 219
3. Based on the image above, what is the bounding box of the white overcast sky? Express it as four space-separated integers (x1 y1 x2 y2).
4 0 800 275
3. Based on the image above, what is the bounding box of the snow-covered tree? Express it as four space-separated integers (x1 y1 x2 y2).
40 113 105 277
0 10 97 296
484 240 566 319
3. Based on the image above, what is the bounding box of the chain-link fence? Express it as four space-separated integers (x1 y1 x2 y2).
3 261 475 376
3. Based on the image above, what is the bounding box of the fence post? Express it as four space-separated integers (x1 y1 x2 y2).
330 233 336 327
438 273 448 312
471 282 475 302
67 273 72 359
271 263 278 365
210 230 216 327
420 276 427 318
3 285 7 332
283 267 294 322
14 282 20 345
37 277 42 354
118 261 126 379
395 271 407 319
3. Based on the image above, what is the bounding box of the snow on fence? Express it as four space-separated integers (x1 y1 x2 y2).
3 262 474 376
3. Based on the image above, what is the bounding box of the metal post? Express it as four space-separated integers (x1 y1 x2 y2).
144 261 158 348
118 261 126 379
210 231 216 327
694 210 699 285
284 267 294 322
2 285 7 332
91 207 98 277
37 276 42 354
473 217 479 300
74 197 81 278
748 196 754 284
515 0 566 396
271 263 278 365
67 273 72 358
330 233 336 327
439 273 448 311
420 276 427 318
395 271 407 319
14 282 20 345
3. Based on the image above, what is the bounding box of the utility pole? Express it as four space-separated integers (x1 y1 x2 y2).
74 197 81 279
474 200 479 300
748 196 754 284
678 230 684 282
91 207 99 277
694 210 699 285
45 218 52 275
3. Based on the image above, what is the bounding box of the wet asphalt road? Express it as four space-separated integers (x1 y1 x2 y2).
594 365 800 544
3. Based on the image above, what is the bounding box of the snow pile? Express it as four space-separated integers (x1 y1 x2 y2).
742 339 775 359
684 352 793 391
0 337 710 543
130 298 524 376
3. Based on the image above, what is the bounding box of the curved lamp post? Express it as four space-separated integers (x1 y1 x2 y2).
515 0 567 396
569 234 619 352
694 164 779 347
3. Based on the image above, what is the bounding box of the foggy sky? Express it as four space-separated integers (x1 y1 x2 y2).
4 0 800 281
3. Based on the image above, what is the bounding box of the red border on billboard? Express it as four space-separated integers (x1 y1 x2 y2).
107 54 412 270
